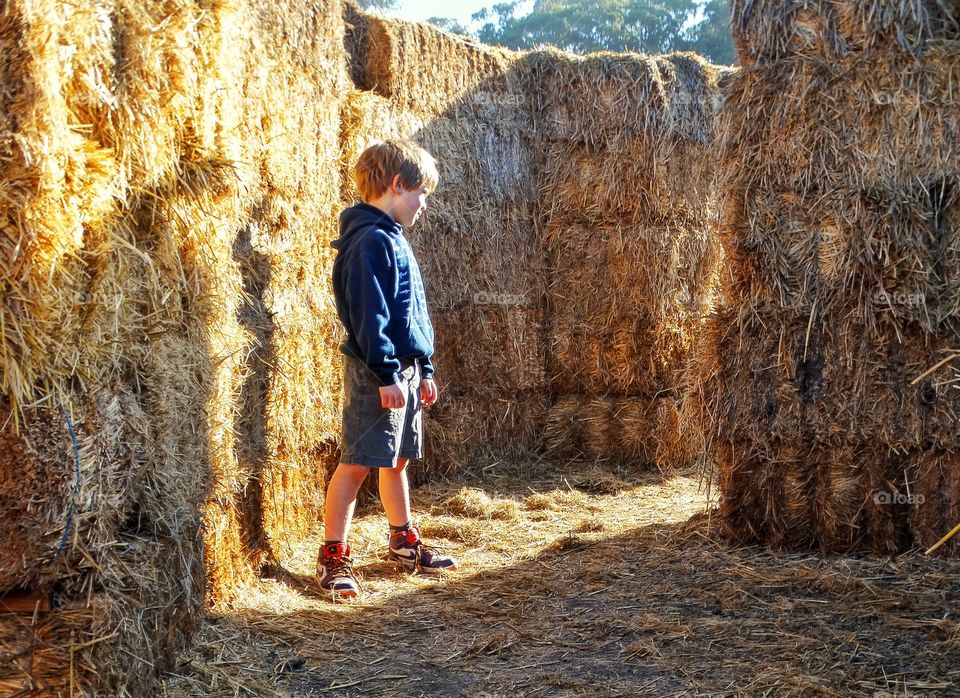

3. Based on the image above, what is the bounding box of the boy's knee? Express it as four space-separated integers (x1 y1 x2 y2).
336 463 371 483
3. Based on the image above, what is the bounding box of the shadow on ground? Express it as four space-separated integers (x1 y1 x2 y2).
183 500 960 697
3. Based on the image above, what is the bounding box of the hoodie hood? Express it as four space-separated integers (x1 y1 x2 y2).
332 203 401 251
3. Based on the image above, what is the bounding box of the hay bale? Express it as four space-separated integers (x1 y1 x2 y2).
233 0 348 559
0 606 88 695
432 305 545 396
716 438 769 545
708 31 960 555
342 7 549 474
718 49 960 190
532 48 726 471
910 450 960 556
424 392 549 474
544 220 717 396
1 0 348 692
716 439 908 553
528 49 668 145
730 0 960 66
343 6 515 116
704 300 959 450
544 395 693 469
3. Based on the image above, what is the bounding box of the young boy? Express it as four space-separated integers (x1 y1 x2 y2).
317 139 457 599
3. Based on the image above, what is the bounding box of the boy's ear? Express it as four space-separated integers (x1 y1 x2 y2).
390 173 404 194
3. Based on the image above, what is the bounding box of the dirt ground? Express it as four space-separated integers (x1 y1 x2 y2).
160 460 960 697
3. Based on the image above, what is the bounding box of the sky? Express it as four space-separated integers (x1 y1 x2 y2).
380 0 534 31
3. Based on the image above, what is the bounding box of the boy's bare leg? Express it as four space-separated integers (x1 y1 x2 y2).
324 463 370 542
379 458 411 527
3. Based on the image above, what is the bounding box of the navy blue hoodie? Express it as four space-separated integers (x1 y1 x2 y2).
331 203 435 386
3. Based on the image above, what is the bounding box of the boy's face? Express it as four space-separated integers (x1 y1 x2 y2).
394 183 430 228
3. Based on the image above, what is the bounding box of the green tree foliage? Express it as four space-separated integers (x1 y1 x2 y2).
427 16 472 36
682 0 735 65
470 0 735 64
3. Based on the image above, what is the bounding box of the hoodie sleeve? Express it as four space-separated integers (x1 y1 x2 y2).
346 233 402 386
419 355 435 380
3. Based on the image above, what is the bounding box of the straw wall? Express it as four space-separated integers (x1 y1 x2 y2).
704 0 960 555
1 0 347 693
342 7 548 473
530 50 727 469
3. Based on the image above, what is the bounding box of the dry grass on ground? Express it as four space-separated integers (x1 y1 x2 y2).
160 461 960 697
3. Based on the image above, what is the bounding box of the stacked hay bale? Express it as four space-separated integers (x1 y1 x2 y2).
531 49 726 469
0 0 347 693
342 6 547 474
218 0 348 578
702 0 960 554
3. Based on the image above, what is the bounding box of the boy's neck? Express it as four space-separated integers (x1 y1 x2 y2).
365 192 400 224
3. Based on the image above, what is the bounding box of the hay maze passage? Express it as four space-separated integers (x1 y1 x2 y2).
158 463 960 697
3 0 960 694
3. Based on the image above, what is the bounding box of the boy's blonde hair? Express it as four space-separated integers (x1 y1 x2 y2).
354 139 439 202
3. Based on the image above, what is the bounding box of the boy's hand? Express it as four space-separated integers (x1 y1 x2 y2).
420 378 438 407
379 383 406 409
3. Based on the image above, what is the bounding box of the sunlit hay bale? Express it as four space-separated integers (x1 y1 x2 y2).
3 0 348 693
813 449 865 552
730 0 960 66
239 1 348 562
439 487 520 521
423 391 549 476
343 6 515 117
0 1 122 413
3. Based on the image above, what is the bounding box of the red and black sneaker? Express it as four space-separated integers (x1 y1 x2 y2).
316 542 361 599
388 526 458 575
